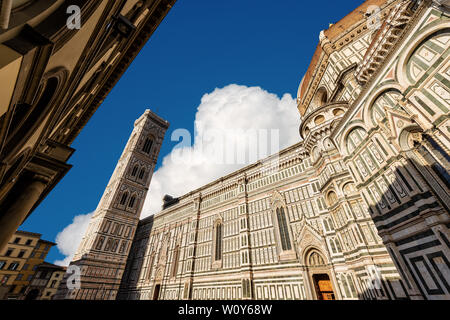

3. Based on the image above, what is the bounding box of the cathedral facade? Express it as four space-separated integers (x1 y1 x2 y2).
60 0 450 300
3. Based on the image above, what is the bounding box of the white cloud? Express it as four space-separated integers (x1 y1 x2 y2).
54 212 93 266
142 84 299 217
53 84 300 261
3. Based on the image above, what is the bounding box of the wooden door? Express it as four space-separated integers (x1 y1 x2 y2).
313 274 335 300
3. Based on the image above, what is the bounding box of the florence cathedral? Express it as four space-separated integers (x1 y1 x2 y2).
55 0 450 300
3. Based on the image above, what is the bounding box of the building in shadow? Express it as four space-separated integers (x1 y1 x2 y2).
0 0 176 253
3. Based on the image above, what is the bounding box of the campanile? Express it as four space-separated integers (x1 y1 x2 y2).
55 110 169 300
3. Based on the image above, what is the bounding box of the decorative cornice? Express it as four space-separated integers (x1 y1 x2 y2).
331 0 430 143
356 0 414 85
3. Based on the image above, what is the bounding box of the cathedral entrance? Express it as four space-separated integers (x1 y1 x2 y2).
312 274 335 300
153 284 161 300
304 249 336 300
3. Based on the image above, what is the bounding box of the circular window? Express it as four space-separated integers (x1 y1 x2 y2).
314 115 325 125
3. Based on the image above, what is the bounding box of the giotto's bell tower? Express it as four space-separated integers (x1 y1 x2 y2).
55 110 169 300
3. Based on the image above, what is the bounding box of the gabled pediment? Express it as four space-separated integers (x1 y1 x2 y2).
384 106 416 146
271 190 285 207
294 221 331 265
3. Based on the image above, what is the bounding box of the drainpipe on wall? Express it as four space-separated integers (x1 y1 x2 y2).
0 0 13 30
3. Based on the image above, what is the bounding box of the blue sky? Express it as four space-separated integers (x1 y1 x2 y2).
21 0 363 264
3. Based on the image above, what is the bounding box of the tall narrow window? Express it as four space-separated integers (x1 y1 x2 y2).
111 240 119 252
120 192 129 206
276 207 292 251
171 246 180 277
119 241 127 254
215 223 223 261
138 168 146 180
131 165 139 177
142 138 153 154
95 237 104 250
129 196 136 208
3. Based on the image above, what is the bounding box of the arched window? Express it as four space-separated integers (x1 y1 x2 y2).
214 223 223 261
128 196 136 208
131 165 139 177
138 168 146 180
142 138 153 154
312 87 328 109
171 246 180 277
276 207 291 251
104 238 112 251
327 191 338 206
120 192 129 206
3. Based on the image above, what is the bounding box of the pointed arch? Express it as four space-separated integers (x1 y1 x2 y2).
271 191 295 259
308 250 326 267
213 220 223 262
128 194 137 208
138 167 146 180
345 126 368 156
130 164 139 177
120 191 129 206
326 190 338 207
142 136 154 155
397 24 450 87
276 207 292 251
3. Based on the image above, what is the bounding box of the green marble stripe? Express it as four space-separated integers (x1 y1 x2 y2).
422 88 449 113
415 96 436 116
434 73 450 89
